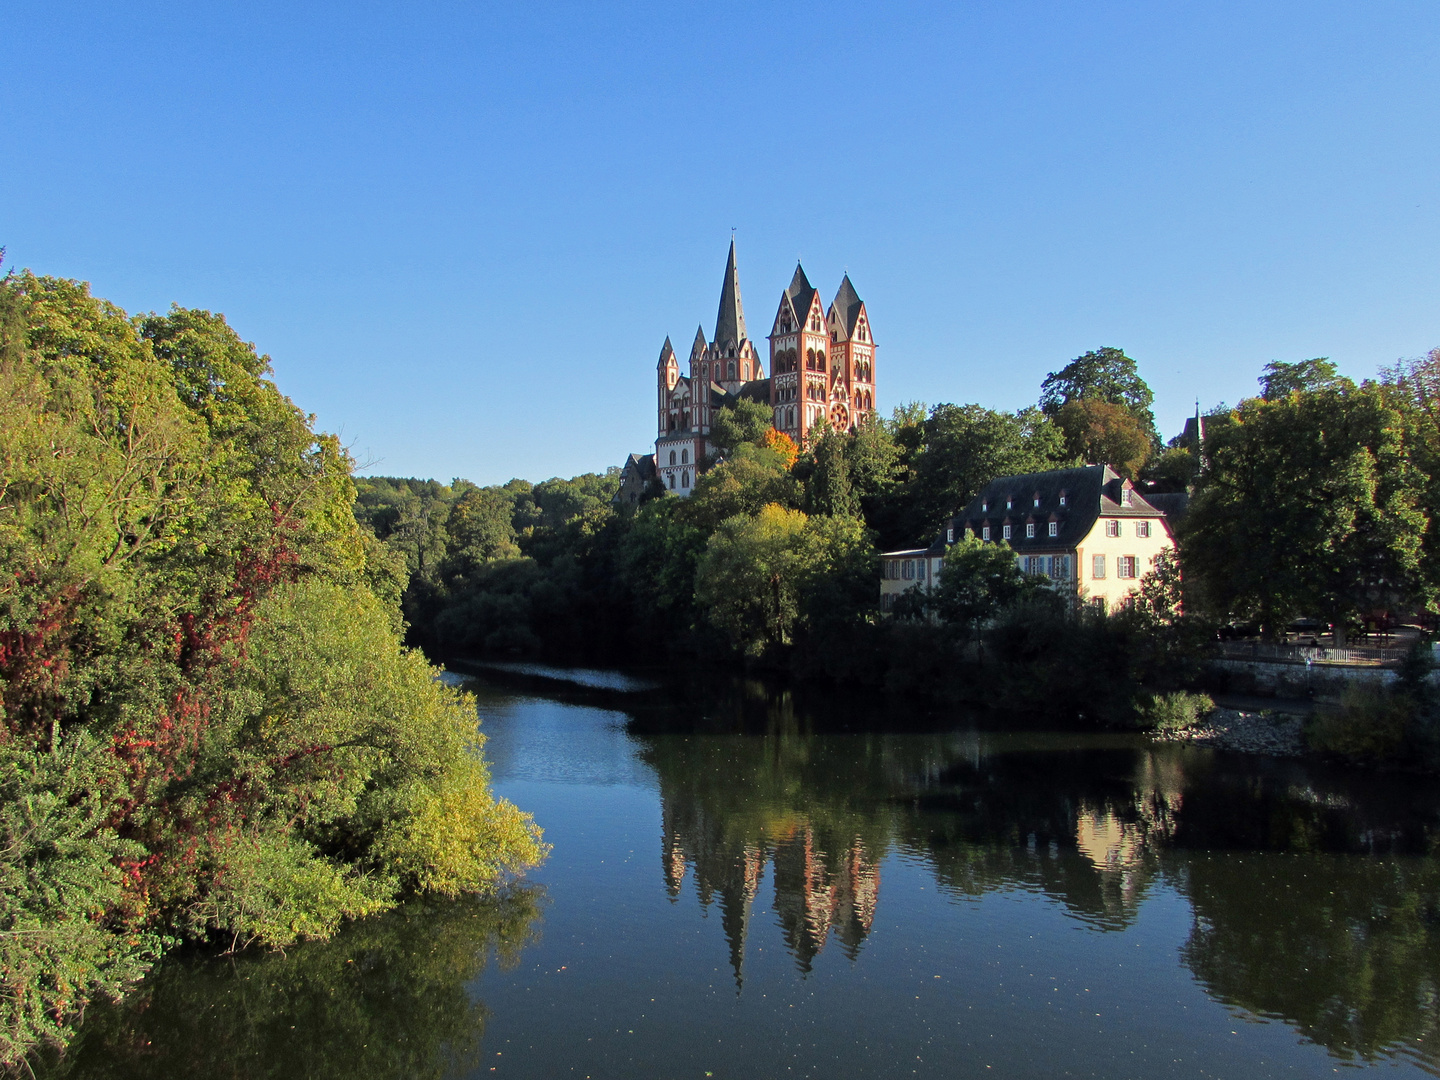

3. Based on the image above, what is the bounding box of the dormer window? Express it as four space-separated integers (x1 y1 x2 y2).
981 500 988 512
1059 492 1068 507
1122 488 1133 506
1048 522 1058 537
1006 497 1013 510
1033 494 1041 508
982 526 991 541
1002 524 1012 540
946 527 954 543
1026 523 1036 538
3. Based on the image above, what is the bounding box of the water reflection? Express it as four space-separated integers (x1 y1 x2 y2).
38 888 545 1080
1181 855 1440 1069
637 707 1440 1068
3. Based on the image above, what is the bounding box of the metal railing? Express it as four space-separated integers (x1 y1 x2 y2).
1217 641 1404 666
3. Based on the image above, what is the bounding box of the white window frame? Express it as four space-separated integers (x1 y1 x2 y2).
1048 522 1058 537
1092 554 1106 579
1026 523 1036 538
1002 524 1012 540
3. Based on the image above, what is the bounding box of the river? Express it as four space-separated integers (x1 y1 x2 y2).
44 667 1440 1078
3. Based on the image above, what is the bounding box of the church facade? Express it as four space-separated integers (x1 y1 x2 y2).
643 240 878 497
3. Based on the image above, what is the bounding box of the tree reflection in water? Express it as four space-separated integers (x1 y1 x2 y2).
37 887 545 1080
1180 854 1440 1069
637 693 1440 1069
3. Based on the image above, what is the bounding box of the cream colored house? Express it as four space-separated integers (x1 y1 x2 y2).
880 464 1180 611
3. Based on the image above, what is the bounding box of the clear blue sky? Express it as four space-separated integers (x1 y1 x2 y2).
3 1 1437 484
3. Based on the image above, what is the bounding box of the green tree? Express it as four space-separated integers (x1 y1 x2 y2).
927 537 1042 634
904 404 1069 543
1182 385 1426 640
679 444 801 534
1259 357 1350 400
1142 446 1200 492
1054 398 1152 478
696 505 814 656
796 425 858 518
1039 347 1158 444
0 274 546 1067
708 399 774 458
1378 348 1440 604
445 485 520 571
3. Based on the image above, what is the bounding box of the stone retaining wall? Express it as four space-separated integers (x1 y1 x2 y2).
1209 657 1408 697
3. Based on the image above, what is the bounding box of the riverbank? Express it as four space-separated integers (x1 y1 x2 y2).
1152 706 1308 756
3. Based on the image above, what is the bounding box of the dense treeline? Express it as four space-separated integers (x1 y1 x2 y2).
0 274 544 1069
358 349 1177 708
365 344 1440 745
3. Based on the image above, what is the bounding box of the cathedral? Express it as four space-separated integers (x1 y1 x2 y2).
626 240 878 499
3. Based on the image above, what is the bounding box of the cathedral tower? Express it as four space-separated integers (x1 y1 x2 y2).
644 241 873 498
767 264 871 444
826 274 876 430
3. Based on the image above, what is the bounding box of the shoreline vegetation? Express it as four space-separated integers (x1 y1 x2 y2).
5 269 1440 1071
356 349 1440 772
0 274 544 1071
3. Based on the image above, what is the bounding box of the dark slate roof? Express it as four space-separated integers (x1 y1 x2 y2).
690 325 708 361
1144 491 1190 525
938 464 1166 555
656 337 675 369
784 263 818 324
714 239 748 349
1180 414 1205 454
828 275 864 339
623 452 656 480
736 378 772 405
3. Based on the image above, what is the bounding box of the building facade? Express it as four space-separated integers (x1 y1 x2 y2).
645 241 878 496
880 464 1181 611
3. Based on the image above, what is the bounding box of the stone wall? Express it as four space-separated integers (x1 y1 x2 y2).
1208 658 1401 698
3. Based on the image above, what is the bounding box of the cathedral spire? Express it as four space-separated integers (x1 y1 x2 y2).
714 239 747 350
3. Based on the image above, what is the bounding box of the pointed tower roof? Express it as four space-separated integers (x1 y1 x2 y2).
656 336 676 369
829 275 865 339
690 325 708 361
784 263 818 323
714 239 748 349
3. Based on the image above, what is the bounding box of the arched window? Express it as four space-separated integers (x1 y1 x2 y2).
681 448 689 464
816 350 826 372
682 470 689 487
668 475 675 489
727 361 736 380
669 450 676 465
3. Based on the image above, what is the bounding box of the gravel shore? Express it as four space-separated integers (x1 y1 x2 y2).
1150 708 1307 757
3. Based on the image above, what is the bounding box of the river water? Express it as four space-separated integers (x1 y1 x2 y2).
47 669 1440 1079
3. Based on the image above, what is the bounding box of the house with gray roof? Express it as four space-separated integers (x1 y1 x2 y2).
880 464 1180 612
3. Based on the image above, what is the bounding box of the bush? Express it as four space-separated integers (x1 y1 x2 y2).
1306 682 1410 760
1135 691 1215 731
